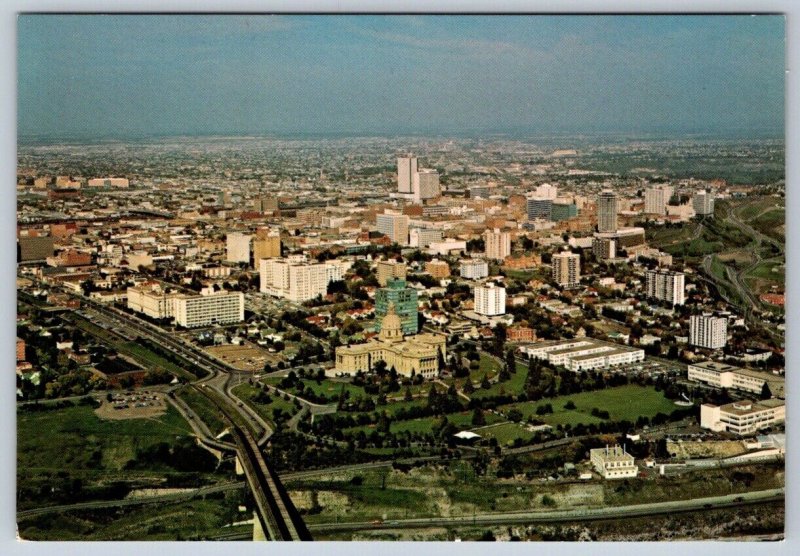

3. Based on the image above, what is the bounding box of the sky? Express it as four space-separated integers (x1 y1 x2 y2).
17 15 785 138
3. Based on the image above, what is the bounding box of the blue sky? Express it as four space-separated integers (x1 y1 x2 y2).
17 15 785 138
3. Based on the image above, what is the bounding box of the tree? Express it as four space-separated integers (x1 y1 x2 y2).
761 382 772 400
507 408 523 423
471 408 486 426
480 374 491 390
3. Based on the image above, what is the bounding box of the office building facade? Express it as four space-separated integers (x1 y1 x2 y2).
597 190 618 232
552 251 581 287
375 279 418 335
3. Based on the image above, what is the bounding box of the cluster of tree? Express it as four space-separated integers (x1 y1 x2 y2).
125 437 218 473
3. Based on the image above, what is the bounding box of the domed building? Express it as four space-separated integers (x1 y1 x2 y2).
334 303 446 379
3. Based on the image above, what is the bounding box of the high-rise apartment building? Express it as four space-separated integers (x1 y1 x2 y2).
397 154 418 194
483 228 511 261
693 190 715 216
375 279 418 335
597 190 618 232
474 283 506 316
644 185 673 215
551 202 578 222
645 269 685 306
690 314 728 349
376 259 407 286
173 289 245 328
226 232 252 264
376 213 409 245
260 256 330 302
552 251 581 287
412 169 440 201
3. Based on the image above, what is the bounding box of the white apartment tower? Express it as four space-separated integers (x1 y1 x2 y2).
597 190 619 233
690 314 728 349
552 251 581 287
260 257 330 302
645 269 685 306
397 154 418 194
693 190 715 216
474 283 506 316
644 185 673 215
483 228 511 261
412 169 440 201
376 213 410 246
226 232 252 264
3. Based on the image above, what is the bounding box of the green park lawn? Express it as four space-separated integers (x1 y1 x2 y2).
500 384 680 428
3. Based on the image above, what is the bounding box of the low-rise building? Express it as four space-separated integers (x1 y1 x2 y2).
425 259 450 278
700 399 785 435
521 337 644 372
460 259 489 280
687 361 784 398
590 445 638 479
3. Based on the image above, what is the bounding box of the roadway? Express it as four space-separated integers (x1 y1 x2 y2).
308 488 784 533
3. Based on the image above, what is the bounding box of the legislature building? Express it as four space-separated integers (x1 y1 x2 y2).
333 303 446 379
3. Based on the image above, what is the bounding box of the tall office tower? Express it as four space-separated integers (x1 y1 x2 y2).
375 278 418 334
474 283 506 316
597 190 619 232
644 185 673 215
552 251 581 287
645 269 686 306
376 213 410 246
690 314 728 349
693 190 715 216
397 154 418 194
376 259 408 286
526 197 553 220
551 202 578 222
226 232 252 263
483 228 511 261
412 169 441 201
253 231 281 265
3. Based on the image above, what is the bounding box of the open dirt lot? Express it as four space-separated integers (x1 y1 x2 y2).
205 343 272 372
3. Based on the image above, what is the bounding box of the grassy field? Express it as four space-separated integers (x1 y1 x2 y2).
231 382 299 427
343 408 504 436
176 387 227 436
471 361 528 399
18 403 193 475
469 422 534 445
500 385 680 428
18 495 248 541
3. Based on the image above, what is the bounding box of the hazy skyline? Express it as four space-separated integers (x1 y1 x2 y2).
18 15 785 139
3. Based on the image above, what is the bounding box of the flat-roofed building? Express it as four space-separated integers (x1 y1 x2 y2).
597 190 618 232
552 251 581 287
18 236 54 262
376 213 409 246
397 154 417 194
226 232 252 264
375 278 418 335
645 269 685 306
474 283 506 316
425 259 450 278
412 169 440 201
644 185 673 215
409 227 443 248
88 177 129 188
173 288 244 328
690 314 727 349
590 445 638 479
260 256 330 302
592 237 617 260
460 259 489 280
127 282 178 320
693 190 715 216
483 228 511 261
687 361 784 398
700 399 785 435
376 259 407 286
521 338 644 372
253 231 281 263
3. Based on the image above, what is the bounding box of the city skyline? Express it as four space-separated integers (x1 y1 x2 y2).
18 15 785 139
